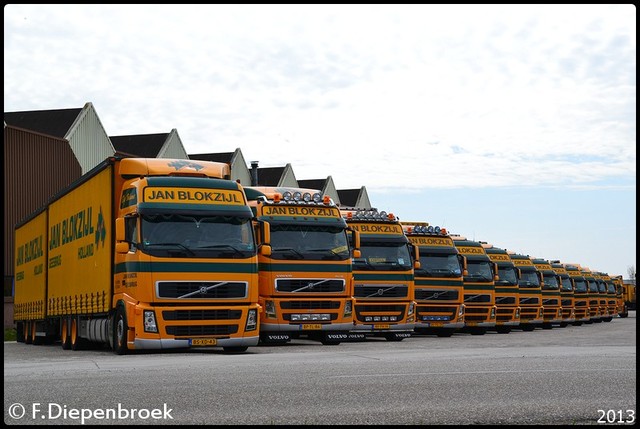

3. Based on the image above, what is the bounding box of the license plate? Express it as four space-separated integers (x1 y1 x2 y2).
191 338 217 346
430 322 444 327
374 323 390 329
466 322 477 326
301 324 322 330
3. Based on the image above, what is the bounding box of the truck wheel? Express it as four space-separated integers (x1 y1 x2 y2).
32 322 43 345
70 319 85 351
61 318 71 350
495 326 511 334
114 307 129 355
223 346 248 353
24 322 32 344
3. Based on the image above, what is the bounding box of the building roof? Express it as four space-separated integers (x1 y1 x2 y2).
298 179 326 190
337 189 361 207
189 152 234 164
4 107 83 138
256 166 286 186
110 133 169 158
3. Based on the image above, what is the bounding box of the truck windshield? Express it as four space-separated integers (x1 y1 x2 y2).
560 276 573 291
270 225 350 261
574 279 588 293
597 281 607 293
518 270 540 288
353 242 412 271
415 252 461 278
587 280 599 292
464 260 493 282
542 274 559 290
140 213 255 258
496 266 518 285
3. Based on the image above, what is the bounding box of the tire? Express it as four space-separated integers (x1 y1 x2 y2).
384 334 404 342
521 324 536 332
495 326 511 334
16 322 25 343
61 318 71 350
113 307 129 355
70 318 85 351
542 323 553 330
24 321 32 344
223 346 249 353
31 321 43 345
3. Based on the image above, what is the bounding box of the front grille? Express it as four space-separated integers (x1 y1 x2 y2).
520 297 539 305
465 308 489 322
415 289 459 301
543 299 559 306
283 314 338 321
355 304 406 321
163 310 242 321
417 306 458 320
561 299 572 306
464 294 491 303
354 284 408 298
280 301 341 310
157 281 247 299
276 279 345 293
496 296 516 305
166 325 238 336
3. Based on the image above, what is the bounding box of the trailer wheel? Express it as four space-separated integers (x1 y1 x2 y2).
24 322 32 344
114 307 129 355
32 322 43 345
70 318 85 350
61 318 71 350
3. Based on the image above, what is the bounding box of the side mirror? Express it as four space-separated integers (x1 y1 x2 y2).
260 244 272 257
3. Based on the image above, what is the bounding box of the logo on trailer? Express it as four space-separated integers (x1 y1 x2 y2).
167 160 205 171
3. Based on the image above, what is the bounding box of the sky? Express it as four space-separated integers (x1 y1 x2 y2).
4 4 636 278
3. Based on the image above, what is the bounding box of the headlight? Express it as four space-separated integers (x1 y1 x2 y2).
143 310 158 333
245 309 258 331
265 300 276 318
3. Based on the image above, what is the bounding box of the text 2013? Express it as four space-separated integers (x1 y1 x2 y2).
597 409 635 424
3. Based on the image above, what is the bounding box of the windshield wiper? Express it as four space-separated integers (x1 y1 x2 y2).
145 242 195 256
273 247 304 259
197 244 244 257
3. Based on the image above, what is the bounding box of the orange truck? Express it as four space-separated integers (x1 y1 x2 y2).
581 266 604 323
549 260 576 327
452 235 497 335
401 222 465 337
531 258 563 329
611 275 629 318
481 243 521 333
244 187 359 345
509 253 544 331
594 271 617 322
564 263 591 325
341 208 417 341
14 157 260 354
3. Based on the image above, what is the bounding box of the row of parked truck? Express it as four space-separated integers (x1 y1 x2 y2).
13 157 636 354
